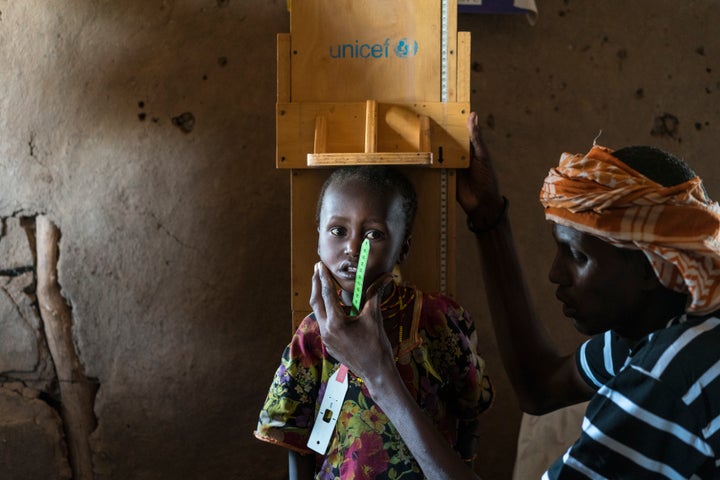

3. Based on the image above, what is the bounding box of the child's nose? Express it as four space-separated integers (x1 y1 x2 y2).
345 235 362 257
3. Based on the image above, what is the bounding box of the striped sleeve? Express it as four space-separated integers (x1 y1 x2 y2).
575 331 631 390
546 317 720 478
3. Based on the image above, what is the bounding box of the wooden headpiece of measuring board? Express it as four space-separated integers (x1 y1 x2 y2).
277 0 471 329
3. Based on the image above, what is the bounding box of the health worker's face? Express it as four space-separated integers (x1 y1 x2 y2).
317 182 410 300
548 224 649 338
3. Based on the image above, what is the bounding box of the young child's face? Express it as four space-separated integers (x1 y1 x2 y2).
317 180 410 297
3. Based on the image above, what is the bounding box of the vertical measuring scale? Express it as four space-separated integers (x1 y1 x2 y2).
307 239 370 454
439 0 450 295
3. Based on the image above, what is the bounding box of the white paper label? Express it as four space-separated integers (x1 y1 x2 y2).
307 365 350 454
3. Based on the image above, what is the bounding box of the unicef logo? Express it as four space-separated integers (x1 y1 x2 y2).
394 38 419 58
329 37 420 59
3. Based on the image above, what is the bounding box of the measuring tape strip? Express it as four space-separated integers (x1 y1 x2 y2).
350 238 370 315
439 0 450 294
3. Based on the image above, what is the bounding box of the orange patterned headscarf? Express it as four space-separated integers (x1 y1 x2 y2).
540 145 720 314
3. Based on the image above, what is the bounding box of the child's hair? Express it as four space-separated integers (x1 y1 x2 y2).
315 165 418 240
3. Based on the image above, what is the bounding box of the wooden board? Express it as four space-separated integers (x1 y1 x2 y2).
277 33 291 103
290 0 442 102
277 102 470 168
282 1 468 331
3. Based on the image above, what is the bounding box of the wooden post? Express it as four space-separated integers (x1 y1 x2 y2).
385 106 432 152
36 216 97 480
314 115 328 153
364 100 378 153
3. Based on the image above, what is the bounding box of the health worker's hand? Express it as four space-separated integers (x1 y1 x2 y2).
457 111 506 225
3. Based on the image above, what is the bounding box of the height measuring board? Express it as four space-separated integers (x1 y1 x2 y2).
278 0 472 330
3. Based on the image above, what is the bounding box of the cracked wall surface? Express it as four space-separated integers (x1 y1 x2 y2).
0 217 50 378
0 386 71 479
0 215 69 479
0 215 97 479
0 217 54 388
0 1 719 479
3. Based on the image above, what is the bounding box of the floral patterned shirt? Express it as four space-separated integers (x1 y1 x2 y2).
255 284 493 479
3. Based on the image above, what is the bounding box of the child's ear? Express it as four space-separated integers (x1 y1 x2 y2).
396 236 412 264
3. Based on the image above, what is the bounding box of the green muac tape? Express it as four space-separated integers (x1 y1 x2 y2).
350 238 370 315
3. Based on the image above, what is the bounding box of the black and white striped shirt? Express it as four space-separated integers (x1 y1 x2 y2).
544 314 720 479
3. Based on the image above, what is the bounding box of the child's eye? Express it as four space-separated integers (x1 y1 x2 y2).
329 226 346 237
364 230 385 241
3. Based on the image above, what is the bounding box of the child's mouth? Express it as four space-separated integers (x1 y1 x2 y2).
338 262 358 280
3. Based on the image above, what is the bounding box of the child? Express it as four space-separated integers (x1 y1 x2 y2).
254 166 493 479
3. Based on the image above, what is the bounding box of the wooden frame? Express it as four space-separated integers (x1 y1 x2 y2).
278 0 470 329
